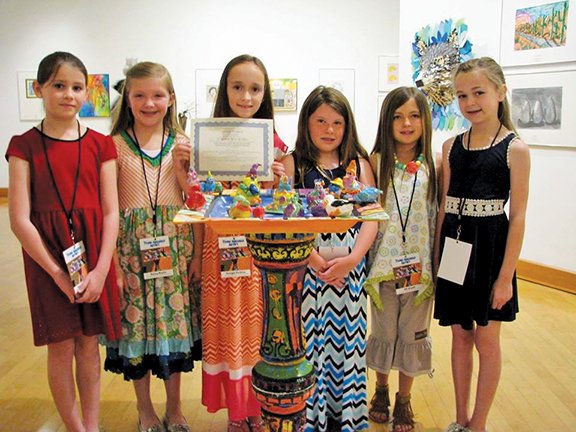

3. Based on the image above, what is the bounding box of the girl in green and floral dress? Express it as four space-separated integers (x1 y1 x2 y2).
103 62 201 432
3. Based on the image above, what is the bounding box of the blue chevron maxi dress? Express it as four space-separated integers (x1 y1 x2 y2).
295 158 368 432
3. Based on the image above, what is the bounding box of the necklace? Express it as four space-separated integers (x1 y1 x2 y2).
395 153 424 174
131 126 166 229
40 120 82 243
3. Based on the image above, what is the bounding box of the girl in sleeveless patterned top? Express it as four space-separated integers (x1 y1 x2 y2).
365 87 440 432
103 62 201 432
434 58 530 432
281 86 378 432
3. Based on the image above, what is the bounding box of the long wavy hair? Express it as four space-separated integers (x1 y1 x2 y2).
293 86 367 183
371 86 437 204
111 61 185 136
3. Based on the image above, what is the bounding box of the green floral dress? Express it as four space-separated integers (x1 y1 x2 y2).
104 131 201 380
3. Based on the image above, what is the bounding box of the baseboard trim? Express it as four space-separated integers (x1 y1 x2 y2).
0 188 6 198
518 259 575 295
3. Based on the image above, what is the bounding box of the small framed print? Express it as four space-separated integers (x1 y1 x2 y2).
270 78 297 111
378 55 399 91
25 79 37 98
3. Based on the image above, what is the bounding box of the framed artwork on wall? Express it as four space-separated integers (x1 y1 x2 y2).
195 69 222 119
319 68 355 109
17 71 44 121
270 78 297 112
79 74 110 118
500 0 575 66
378 55 399 92
506 69 576 147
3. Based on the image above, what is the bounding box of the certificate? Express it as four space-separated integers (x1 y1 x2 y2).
190 118 274 181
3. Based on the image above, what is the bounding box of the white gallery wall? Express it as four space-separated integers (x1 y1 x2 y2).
399 0 576 272
1 0 574 272
0 0 399 183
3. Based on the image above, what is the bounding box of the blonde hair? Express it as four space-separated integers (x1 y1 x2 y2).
453 57 517 134
111 62 185 136
371 87 437 204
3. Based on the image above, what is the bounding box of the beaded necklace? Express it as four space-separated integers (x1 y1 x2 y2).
394 153 424 174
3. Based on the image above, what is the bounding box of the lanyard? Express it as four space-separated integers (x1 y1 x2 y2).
455 122 503 240
390 169 418 245
130 126 166 231
40 120 82 243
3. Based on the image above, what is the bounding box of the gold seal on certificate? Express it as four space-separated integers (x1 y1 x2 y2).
190 118 274 181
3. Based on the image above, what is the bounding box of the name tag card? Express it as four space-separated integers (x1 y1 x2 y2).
219 236 251 278
392 253 422 295
63 241 88 294
437 237 472 285
139 236 174 280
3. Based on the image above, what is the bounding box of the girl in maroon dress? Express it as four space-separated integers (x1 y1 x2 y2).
6 52 121 432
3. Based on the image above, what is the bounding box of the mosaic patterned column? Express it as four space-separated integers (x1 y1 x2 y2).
246 233 316 432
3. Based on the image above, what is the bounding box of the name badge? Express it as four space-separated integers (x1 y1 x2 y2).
392 253 422 294
219 236 251 278
63 240 88 294
437 237 472 285
139 236 174 280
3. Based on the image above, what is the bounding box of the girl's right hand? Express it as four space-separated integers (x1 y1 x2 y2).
52 268 75 303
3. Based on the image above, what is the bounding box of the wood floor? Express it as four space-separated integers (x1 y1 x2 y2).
1 201 575 432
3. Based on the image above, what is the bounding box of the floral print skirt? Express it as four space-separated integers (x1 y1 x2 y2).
103 205 201 380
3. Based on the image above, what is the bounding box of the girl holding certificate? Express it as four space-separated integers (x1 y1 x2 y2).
434 57 530 432
103 61 201 432
280 86 378 432
173 54 285 432
7 51 121 431
365 87 439 432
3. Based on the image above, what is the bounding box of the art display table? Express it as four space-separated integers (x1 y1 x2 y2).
175 192 384 431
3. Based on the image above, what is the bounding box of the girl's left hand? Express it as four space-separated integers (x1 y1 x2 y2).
491 277 513 310
75 268 106 303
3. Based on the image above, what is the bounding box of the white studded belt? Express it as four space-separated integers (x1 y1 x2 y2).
445 196 505 217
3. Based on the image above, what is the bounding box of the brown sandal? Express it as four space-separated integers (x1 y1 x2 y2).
392 392 415 432
368 383 390 423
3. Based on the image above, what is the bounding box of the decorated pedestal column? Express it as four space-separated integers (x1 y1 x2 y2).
246 233 317 432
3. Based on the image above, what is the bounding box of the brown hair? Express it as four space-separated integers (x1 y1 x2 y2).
293 86 367 183
371 87 437 204
37 51 88 85
213 54 274 120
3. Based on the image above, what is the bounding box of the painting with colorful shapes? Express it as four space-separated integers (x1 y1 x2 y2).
79 74 110 118
411 18 473 131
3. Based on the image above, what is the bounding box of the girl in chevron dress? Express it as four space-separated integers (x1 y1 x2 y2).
281 86 378 432
172 54 287 432
365 87 439 432
103 62 202 432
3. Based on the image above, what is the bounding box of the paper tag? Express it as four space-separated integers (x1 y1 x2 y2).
318 246 349 261
219 236 251 278
392 253 422 294
63 241 89 294
139 236 174 280
437 237 472 285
